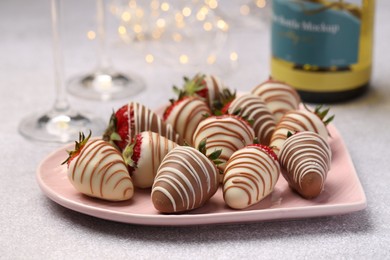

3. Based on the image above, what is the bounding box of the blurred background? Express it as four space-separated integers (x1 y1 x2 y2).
0 0 274 112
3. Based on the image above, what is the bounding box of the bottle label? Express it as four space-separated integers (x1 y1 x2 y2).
272 0 362 68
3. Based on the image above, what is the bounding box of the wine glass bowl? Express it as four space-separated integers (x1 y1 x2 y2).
67 0 145 101
67 68 144 101
19 108 104 143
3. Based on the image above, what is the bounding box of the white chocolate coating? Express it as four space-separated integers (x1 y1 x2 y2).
132 131 178 188
165 98 210 146
251 80 301 122
228 94 276 145
279 131 331 199
192 115 255 176
152 146 219 213
270 109 329 156
68 139 134 201
223 146 280 209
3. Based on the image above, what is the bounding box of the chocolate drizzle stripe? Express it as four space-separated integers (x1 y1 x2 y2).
89 150 122 195
271 110 328 154
153 186 177 212
158 165 197 208
123 187 132 197
223 147 280 208
75 140 106 184
96 160 124 196
152 146 218 212
70 139 133 200
154 175 187 208
127 102 179 145
225 157 271 195
225 172 262 200
211 76 220 103
225 182 252 205
226 153 276 189
251 83 301 122
279 132 331 191
170 99 210 144
167 155 204 202
252 83 300 106
177 148 215 192
195 121 253 142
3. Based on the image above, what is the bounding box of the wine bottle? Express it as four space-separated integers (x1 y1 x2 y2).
270 0 375 103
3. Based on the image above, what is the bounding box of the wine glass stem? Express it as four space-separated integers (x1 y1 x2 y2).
96 0 111 71
51 0 70 112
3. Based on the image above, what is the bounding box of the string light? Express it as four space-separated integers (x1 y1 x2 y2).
145 54 154 63
203 22 213 31
179 54 189 64
256 0 267 8
118 26 127 35
135 8 144 18
172 32 182 42
133 24 142 33
216 18 228 32
182 7 192 17
196 6 209 21
128 0 137 9
111 0 232 66
240 5 250 16
121 12 131 22
150 0 159 10
230 51 238 61
205 0 218 9
156 18 166 28
87 30 96 40
207 54 216 64
161 2 170 11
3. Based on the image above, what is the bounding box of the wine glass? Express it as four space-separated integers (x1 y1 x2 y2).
67 0 145 101
18 0 105 143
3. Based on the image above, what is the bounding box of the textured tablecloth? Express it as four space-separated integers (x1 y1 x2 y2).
1 0 390 258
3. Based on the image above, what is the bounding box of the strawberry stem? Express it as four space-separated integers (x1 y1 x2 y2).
61 130 91 165
303 103 335 126
197 137 224 166
102 111 122 144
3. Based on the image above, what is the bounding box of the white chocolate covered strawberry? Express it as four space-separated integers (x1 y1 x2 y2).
180 74 228 109
103 101 182 151
151 142 220 213
223 144 280 209
279 131 332 199
192 115 255 177
270 105 334 155
122 131 178 188
225 93 276 145
63 132 134 201
163 97 210 146
251 79 301 122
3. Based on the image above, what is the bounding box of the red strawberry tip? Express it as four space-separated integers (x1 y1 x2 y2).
219 101 232 115
247 143 278 161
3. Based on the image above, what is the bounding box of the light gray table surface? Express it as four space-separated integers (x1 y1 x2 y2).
1 0 389 258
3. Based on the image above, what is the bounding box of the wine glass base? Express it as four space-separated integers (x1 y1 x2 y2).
67 70 145 101
18 109 106 143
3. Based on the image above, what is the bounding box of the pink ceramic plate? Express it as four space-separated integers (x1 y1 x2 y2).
36 123 366 226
